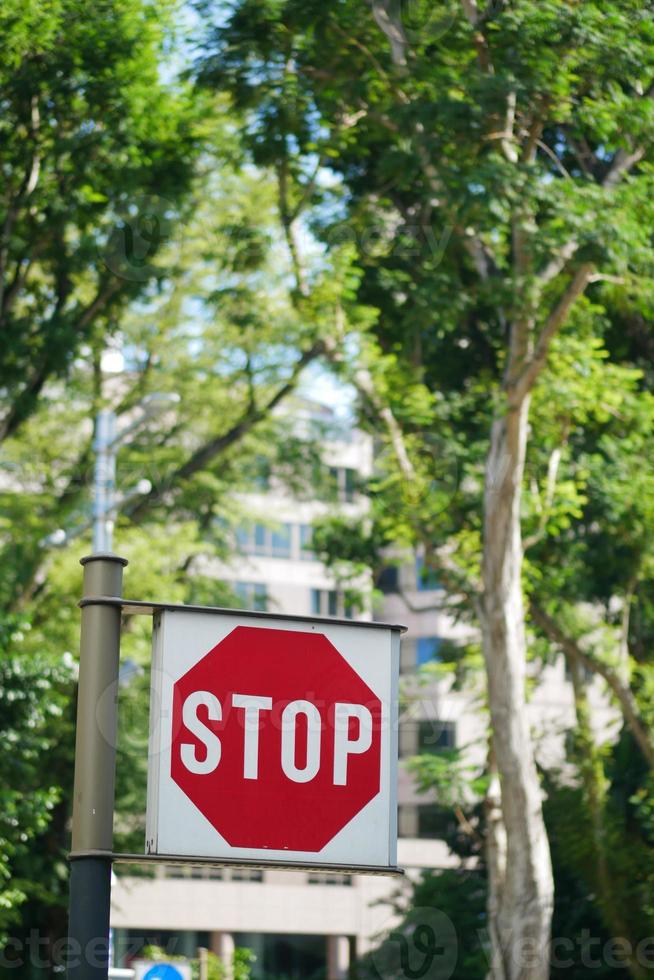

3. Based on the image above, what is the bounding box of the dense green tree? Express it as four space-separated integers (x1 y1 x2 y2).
0 617 71 940
0 0 198 442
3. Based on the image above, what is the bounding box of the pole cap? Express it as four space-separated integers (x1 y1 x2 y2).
80 554 129 567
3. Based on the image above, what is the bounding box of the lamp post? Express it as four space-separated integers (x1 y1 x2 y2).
92 410 118 553
66 390 179 978
91 393 180 553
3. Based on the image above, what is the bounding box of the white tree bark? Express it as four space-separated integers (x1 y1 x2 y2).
481 396 554 980
484 746 509 979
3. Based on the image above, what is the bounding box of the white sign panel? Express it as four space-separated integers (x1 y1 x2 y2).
146 608 401 870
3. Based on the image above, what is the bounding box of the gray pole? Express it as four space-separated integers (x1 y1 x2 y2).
67 553 127 980
92 411 118 554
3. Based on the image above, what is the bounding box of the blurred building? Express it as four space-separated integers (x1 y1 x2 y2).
110 402 616 979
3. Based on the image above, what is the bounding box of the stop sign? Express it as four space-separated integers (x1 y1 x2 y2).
147 609 402 869
171 626 381 851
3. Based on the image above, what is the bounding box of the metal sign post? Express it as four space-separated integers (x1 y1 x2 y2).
66 555 403 977
67 554 127 980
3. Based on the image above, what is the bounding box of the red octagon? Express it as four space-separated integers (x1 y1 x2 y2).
170 626 382 852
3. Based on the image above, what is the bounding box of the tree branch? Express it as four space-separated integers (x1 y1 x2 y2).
523 443 564 551
501 91 518 162
603 146 647 188
370 0 409 69
537 90 653 286
566 133 596 179
289 156 326 224
0 96 41 315
461 0 494 73
1 251 36 323
124 340 326 522
323 322 482 604
354 360 416 484
330 17 398 90
531 604 654 772
510 262 595 403
521 105 547 165
539 239 581 287
277 159 310 298
535 139 571 179
0 279 121 443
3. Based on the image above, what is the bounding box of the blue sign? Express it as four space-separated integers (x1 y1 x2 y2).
143 967 185 980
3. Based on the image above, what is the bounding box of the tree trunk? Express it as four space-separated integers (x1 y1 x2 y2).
485 743 509 978
482 396 554 980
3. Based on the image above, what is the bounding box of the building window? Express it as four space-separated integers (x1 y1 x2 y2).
299 524 315 560
564 658 594 684
235 526 250 552
254 523 267 551
397 804 418 837
307 872 352 886
271 523 292 558
376 565 399 594
253 458 270 490
418 719 456 752
310 589 353 618
163 864 188 879
235 524 262 554
231 868 263 882
236 522 292 559
234 581 268 612
416 636 441 665
416 555 440 591
316 465 359 503
417 804 457 840
162 865 260 883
